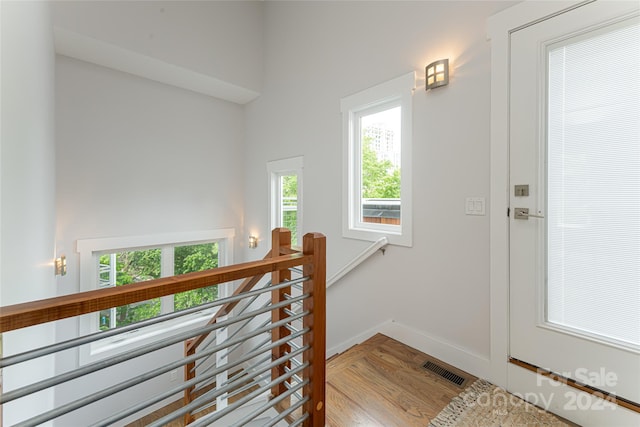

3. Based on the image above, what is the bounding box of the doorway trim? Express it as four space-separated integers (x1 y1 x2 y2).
487 0 587 389
488 1 640 424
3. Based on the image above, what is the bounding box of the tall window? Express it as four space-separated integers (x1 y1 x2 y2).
279 175 299 244
341 72 414 246
268 157 303 246
359 104 401 225
546 22 639 348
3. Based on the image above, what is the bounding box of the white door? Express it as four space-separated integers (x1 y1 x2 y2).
509 0 640 409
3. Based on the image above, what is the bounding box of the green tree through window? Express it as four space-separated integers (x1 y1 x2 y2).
99 249 161 330
174 243 218 311
98 242 220 330
362 136 401 199
281 175 298 245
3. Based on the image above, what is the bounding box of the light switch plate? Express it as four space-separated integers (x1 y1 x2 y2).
465 197 486 216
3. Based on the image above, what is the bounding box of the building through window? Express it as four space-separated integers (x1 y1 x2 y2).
341 72 414 246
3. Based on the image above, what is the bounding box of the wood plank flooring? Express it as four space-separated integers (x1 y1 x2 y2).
326 333 474 426
129 333 580 426
129 333 474 426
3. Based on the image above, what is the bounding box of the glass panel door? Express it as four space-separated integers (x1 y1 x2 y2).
546 22 640 350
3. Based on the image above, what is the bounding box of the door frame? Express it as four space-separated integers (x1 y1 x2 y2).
488 1 640 425
487 0 587 388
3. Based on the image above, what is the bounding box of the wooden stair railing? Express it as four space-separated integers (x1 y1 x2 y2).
182 228 326 426
182 252 272 425
0 229 325 427
0 253 309 333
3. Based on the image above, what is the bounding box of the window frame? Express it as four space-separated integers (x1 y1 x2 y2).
267 156 303 246
341 72 414 247
76 228 234 364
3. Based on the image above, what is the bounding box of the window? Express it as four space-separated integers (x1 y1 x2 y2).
545 21 640 348
97 242 219 330
77 229 234 362
268 157 303 246
341 72 414 246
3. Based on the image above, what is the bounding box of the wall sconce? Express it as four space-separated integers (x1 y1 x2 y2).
248 235 258 249
55 255 67 276
425 59 449 90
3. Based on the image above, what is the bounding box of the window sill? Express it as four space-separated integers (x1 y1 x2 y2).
343 226 412 247
80 308 218 365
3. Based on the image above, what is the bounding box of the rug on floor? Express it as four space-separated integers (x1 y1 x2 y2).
428 379 570 427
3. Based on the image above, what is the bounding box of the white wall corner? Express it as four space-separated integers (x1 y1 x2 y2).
379 320 492 380
328 319 491 381
327 319 395 358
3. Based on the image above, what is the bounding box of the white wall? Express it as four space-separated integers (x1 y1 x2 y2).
52 0 264 93
55 55 245 255
244 1 513 378
1 1 57 425
53 55 246 424
1 1 518 422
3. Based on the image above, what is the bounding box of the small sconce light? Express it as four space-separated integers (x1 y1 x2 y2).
425 59 449 90
55 255 67 276
248 235 258 249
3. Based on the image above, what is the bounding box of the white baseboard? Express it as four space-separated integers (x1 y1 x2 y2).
327 320 394 358
327 319 491 380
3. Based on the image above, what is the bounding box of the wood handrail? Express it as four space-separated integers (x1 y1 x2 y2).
0 253 311 333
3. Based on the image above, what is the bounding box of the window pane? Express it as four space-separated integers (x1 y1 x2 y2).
280 174 298 245
98 249 161 330
174 243 219 311
546 22 640 347
360 106 401 225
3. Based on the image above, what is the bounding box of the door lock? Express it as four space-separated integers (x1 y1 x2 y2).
514 185 529 197
514 207 545 220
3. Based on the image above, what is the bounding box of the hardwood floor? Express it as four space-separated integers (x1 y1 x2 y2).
128 333 473 426
129 333 580 426
325 333 475 426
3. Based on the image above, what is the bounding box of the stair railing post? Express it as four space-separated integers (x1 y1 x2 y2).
271 228 292 401
183 339 196 425
302 232 326 427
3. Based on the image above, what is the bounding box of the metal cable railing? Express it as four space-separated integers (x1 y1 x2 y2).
1 282 307 406
0 228 326 427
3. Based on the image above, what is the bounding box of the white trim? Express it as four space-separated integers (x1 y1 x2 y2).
327 319 491 380
77 228 235 295
508 364 640 426
327 320 390 357
267 156 303 245
341 71 415 247
380 320 491 380
54 27 260 105
76 228 235 365
487 0 585 390
489 3 640 425
76 228 235 255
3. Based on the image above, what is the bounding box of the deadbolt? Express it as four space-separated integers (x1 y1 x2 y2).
514 185 529 197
